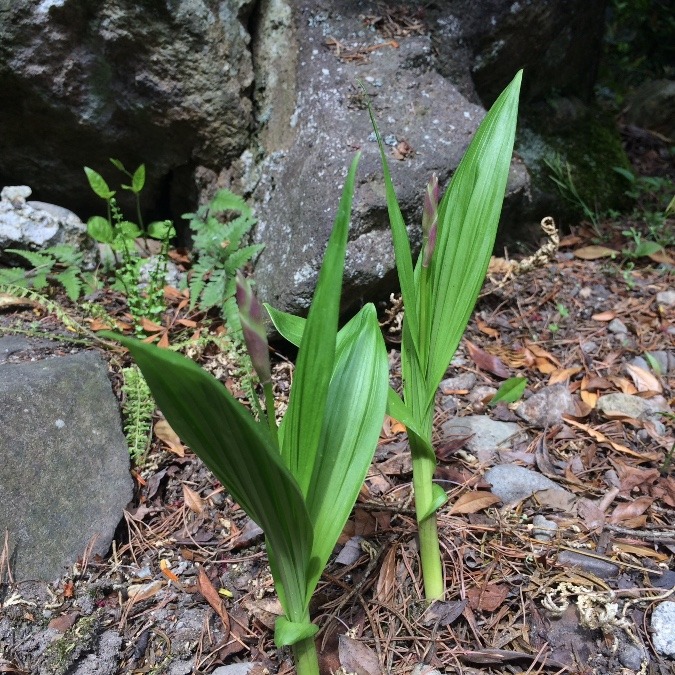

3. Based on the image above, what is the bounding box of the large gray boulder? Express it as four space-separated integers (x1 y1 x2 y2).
249 2 529 313
0 185 91 263
0 339 132 581
0 0 255 217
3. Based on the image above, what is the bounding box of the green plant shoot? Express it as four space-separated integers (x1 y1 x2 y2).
101 153 389 675
369 71 522 600
266 73 522 602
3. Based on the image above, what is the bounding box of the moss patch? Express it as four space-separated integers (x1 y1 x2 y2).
518 99 632 222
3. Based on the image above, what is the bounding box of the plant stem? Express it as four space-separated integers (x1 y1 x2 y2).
292 635 319 675
409 434 444 601
263 380 279 446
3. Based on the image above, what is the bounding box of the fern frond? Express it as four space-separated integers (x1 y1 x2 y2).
55 267 82 302
121 365 155 463
5 248 56 270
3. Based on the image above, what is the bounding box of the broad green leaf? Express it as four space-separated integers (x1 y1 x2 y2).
87 216 114 243
363 92 420 357
423 483 448 520
281 153 360 496
274 616 319 647
304 304 388 599
265 304 305 346
633 240 662 258
490 376 527 405
109 158 126 172
385 386 428 446
118 221 142 239
147 220 175 239
131 164 146 193
100 332 313 624
84 167 115 200
425 71 522 403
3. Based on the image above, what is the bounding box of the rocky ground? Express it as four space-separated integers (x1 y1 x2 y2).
0 135 674 675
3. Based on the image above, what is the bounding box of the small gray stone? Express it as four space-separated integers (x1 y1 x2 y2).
440 396 458 414
596 393 669 435
411 666 442 675
212 664 264 675
656 290 675 307
515 384 576 428
608 318 628 334
581 341 598 354
651 601 675 657
485 464 570 504
440 373 477 394
532 515 558 542
618 641 647 671
629 356 650 371
441 416 522 454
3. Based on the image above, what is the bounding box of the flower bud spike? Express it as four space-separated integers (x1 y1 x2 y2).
422 174 439 268
236 270 272 385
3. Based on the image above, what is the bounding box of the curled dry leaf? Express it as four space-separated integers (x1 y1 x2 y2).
573 245 618 260
591 310 616 321
375 545 397 603
466 583 509 612
465 340 510 378
608 496 654 524
182 484 204 515
154 419 185 456
197 566 230 635
449 491 501 515
625 363 662 393
338 635 382 675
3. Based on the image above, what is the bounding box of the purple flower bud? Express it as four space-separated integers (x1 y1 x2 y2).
236 271 272 384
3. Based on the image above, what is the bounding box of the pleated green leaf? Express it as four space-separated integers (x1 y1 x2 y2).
281 154 361 496
424 71 522 403
99 331 313 625
304 303 388 598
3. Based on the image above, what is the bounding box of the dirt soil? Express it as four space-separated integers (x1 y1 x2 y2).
0 132 674 675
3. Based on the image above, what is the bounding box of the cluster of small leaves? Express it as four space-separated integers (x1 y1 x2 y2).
0 244 94 301
85 160 176 334
182 190 263 341
121 364 155 463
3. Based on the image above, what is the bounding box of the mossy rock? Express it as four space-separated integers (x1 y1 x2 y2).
516 97 632 228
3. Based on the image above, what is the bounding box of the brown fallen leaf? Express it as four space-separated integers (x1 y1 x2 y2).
625 363 662 393
465 340 510 378
197 566 230 635
48 612 79 633
449 491 501 515
160 558 179 583
648 249 675 265
608 496 654 524
338 635 381 675
466 582 509 612
154 419 185 456
591 310 616 321
182 484 204 515
563 417 661 460
0 292 38 310
375 545 397 603
573 245 618 260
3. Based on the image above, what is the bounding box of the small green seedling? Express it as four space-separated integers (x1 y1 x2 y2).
84 160 176 333
490 377 527 405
